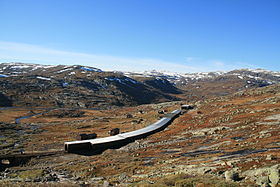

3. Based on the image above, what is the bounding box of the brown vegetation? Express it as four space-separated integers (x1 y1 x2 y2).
0 84 280 186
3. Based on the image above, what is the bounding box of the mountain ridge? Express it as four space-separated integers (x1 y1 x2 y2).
0 62 180 108
1 62 280 108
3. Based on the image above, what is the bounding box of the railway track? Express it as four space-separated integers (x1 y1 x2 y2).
65 109 182 153
1 109 182 170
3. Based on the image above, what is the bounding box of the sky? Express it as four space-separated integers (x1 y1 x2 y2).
0 0 280 73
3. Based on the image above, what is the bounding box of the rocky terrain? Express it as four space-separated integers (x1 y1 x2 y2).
123 69 280 87
0 62 280 186
124 69 280 101
0 63 180 108
0 83 279 186
1 62 280 109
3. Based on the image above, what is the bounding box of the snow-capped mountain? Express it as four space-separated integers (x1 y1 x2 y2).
122 69 224 81
122 68 280 86
2 63 279 86
0 62 102 77
0 62 180 108
1 62 280 108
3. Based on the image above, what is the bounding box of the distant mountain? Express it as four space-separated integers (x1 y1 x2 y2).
122 69 224 83
122 68 280 100
0 63 180 108
122 69 280 86
1 62 279 108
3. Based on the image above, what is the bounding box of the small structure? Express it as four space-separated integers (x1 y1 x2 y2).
181 105 194 110
1 159 10 165
80 133 97 140
158 110 165 114
126 114 133 118
109 128 120 136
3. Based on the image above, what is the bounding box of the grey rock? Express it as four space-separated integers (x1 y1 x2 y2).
266 154 273 160
119 173 128 182
90 177 104 181
103 180 110 187
225 170 239 181
256 176 269 186
78 102 86 108
24 178 32 182
1 159 10 165
269 169 279 185
44 173 59 182
33 177 42 182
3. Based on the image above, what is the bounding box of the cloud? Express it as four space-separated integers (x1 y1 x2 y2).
0 41 258 73
0 41 197 73
212 60 225 67
185 56 201 63
184 56 257 72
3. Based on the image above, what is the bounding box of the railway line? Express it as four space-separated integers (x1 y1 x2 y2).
64 109 182 153
1 108 183 170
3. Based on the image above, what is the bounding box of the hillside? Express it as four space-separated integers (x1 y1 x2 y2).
124 69 280 101
0 63 180 108
0 84 279 186
1 63 280 109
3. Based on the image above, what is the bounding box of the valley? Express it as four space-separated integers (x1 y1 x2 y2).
0 63 279 186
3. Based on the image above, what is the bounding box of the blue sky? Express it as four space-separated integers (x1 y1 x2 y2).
0 0 279 72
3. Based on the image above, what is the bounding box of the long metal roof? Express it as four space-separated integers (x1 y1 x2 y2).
64 109 181 149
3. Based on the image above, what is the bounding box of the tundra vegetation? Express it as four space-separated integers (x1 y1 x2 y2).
0 63 279 186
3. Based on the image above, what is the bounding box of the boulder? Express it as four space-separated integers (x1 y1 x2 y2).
269 168 279 185
103 180 110 187
225 170 239 181
266 154 273 160
256 176 270 186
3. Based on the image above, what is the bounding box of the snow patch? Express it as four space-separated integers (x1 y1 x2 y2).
37 76 51 81
106 77 137 84
57 68 73 73
10 65 32 69
62 82 69 87
105 77 123 83
246 75 262 80
125 78 139 84
69 72 76 75
7 63 56 70
80 67 102 72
